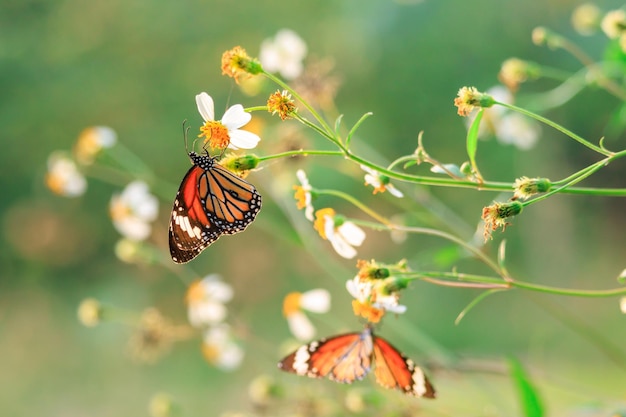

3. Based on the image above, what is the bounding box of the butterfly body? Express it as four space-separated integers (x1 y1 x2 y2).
278 326 436 398
169 152 261 264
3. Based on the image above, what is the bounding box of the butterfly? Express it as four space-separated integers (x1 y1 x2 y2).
278 325 436 398
169 151 262 263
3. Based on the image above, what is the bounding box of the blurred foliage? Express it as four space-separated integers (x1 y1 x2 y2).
1 0 625 416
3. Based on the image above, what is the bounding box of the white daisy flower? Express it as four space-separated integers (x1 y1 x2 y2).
186 274 234 327
346 275 373 303
109 181 159 241
283 289 331 341
361 165 404 198
314 208 366 259
196 92 261 150
259 29 307 80
202 324 244 371
74 126 117 165
45 152 87 197
294 169 315 221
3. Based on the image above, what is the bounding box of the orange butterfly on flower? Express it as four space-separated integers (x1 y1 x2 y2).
278 325 436 398
168 93 262 264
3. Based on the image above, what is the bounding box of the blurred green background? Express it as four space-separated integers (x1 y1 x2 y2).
2 0 625 415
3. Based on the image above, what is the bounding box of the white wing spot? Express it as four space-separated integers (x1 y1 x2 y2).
292 345 312 375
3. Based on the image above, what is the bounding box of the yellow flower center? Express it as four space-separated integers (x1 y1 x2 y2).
293 185 307 209
109 198 131 220
201 342 220 363
199 120 230 149
185 280 204 305
282 292 302 317
313 208 335 240
45 173 65 195
351 300 385 323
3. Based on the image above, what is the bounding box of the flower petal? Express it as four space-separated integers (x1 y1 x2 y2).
329 234 358 259
221 104 251 129
227 129 261 150
386 185 404 198
196 92 215 122
337 222 366 247
287 311 316 341
300 289 330 313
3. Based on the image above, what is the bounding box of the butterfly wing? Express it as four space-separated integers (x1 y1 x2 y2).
372 335 436 398
169 153 262 264
169 165 222 264
199 163 262 235
278 330 374 383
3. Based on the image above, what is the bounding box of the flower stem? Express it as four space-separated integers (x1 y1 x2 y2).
496 101 612 156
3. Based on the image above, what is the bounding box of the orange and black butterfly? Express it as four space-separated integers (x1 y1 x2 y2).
278 325 436 398
169 151 261 263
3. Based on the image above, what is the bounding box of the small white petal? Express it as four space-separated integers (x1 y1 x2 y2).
228 129 261 150
620 297 626 314
196 92 215 122
377 303 407 314
296 169 310 188
215 342 245 370
496 113 540 150
360 164 377 176
200 276 234 303
221 104 251 129
300 289 331 313
113 217 151 241
304 205 314 222
329 235 358 259
364 173 381 188
287 311 316 341
93 126 117 147
188 301 227 327
337 222 366 247
386 185 404 198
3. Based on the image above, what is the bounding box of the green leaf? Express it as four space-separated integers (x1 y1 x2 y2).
334 114 344 136
508 357 544 417
466 108 483 180
455 289 503 325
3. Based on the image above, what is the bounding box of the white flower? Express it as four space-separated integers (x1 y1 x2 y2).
74 126 117 165
372 293 407 315
346 275 406 316
260 29 307 80
202 324 244 371
295 169 315 221
620 296 626 314
346 276 373 303
196 92 261 150
314 209 366 259
361 165 404 198
109 181 159 241
45 152 87 197
186 274 234 327
283 289 330 341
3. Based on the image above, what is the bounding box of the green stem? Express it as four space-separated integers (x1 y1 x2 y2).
496 101 612 156
258 149 344 162
256 148 626 196
406 271 626 297
510 280 626 297
315 189 390 226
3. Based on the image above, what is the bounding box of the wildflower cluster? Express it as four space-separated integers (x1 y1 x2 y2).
39 15 626 416
346 260 409 323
